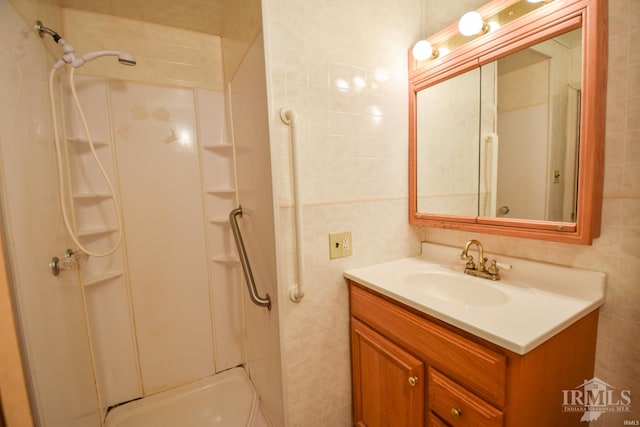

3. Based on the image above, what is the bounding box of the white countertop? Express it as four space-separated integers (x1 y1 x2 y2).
344 242 606 354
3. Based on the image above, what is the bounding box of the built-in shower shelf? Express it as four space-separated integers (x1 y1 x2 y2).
76 226 119 238
83 271 123 287
73 192 113 200
211 255 240 265
207 188 235 196
202 143 233 152
209 217 230 225
67 137 109 147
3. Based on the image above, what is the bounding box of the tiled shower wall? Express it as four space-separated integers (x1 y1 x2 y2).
63 9 223 90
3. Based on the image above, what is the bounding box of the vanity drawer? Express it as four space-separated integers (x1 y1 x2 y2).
349 283 506 406
429 368 503 427
428 412 451 427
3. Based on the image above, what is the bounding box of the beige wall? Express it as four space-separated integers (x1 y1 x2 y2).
59 3 263 90
8 0 61 58
221 0 262 84
62 9 224 90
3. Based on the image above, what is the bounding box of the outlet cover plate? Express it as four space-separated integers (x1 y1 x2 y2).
329 231 352 259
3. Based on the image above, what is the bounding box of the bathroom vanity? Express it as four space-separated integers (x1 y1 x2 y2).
345 243 606 427
352 0 609 420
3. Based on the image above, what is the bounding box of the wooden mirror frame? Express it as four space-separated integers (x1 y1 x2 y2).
408 0 607 244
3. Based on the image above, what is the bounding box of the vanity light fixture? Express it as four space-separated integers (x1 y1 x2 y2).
458 11 489 36
488 21 501 32
412 40 439 61
413 0 554 66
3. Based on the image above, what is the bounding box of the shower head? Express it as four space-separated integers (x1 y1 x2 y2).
117 53 137 66
72 50 137 68
35 21 61 42
36 22 137 70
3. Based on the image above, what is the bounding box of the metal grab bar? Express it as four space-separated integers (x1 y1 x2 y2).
229 207 272 311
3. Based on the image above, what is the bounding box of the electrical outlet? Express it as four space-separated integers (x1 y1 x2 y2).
329 231 352 259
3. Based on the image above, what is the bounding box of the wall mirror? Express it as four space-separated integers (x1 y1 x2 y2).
409 0 607 244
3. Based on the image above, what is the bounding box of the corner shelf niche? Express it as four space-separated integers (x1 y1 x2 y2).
211 255 240 265
202 143 233 152
67 137 110 147
83 271 124 288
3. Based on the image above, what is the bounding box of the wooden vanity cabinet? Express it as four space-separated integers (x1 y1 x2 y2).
352 318 424 426
348 281 599 427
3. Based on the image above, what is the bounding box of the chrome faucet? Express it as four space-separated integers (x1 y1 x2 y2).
459 239 500 280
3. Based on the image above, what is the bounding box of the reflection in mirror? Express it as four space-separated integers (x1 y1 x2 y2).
415 28 583 223
416 68 480 216
489 28 582 222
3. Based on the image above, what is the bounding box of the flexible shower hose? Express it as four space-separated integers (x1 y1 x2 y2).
48 66 123 257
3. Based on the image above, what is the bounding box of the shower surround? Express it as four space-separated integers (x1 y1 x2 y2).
1 2 283 426
66 74 242 402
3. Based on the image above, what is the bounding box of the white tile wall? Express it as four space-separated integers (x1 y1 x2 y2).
263 0 423 424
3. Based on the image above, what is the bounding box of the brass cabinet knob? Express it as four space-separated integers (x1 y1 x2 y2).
450 407 462 419
408 376 419 386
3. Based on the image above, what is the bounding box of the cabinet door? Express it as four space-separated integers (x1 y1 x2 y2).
351 318 425 427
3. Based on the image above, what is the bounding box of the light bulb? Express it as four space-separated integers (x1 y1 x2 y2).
412 40 434 61
458 11 485 36
488 21 501 32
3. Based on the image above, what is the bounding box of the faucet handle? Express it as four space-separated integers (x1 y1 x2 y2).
487 259 500 275
464 255 475 270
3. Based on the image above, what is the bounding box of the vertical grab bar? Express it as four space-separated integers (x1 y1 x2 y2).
280 108 305 302
229 207 272 311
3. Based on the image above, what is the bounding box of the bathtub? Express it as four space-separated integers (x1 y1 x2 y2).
104 367 270 427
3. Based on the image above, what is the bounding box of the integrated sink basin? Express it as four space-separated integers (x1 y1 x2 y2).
405 271 510 307
344 242 606 354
